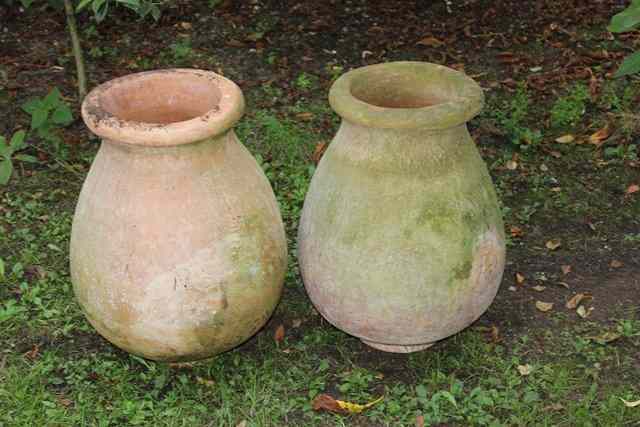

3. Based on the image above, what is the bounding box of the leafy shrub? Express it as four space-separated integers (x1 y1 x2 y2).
21 87 73 155
549 83 590 128
494 86 542 146
0 130 38 185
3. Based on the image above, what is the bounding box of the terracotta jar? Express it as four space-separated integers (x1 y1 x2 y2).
298 62 506 353
71 69 287 361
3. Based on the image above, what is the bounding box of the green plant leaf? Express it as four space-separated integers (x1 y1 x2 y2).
43 87 63 109
614 51 640 77
76 0 94 12
30 108 48 130
20 0 35 8
0 258 4 279
14 154 39 164
9 130 27 150
51 105 73 125
21 98 43 114
0 158 13 185
92 0 109 21
0 136 10 158
608 1 640 33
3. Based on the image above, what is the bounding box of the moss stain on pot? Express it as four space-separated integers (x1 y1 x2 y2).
298 62 506 353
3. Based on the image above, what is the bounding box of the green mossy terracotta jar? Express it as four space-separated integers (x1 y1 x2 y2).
298 62 506 353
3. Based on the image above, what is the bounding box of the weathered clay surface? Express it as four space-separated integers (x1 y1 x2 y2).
298 62 506 353
71 69 286 361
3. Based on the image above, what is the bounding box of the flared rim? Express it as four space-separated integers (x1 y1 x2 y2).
81 68 245 146
329 61 484 130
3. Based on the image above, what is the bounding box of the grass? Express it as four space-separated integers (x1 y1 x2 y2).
1 75 640 426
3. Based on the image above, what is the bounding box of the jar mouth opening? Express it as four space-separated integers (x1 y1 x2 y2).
330 62 484 130
82 69 244 146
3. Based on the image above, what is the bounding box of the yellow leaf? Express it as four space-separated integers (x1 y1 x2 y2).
576 305 589 318
621 398 640 408
589 126 611 145
517 364 532 376
416 36 444 47
536 301 554 312
555 134 575 143
336 396 384 414
566 293 592 310
545 239 561 250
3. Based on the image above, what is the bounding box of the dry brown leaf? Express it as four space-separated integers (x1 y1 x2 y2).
610 259 623 268
58 397 73 407
180 22 193 30
312 142 328 164
626 184 640 195
415 414 425 427
506 160 518 170
561 265 572 275
589 126 611 145
555 134 575 144
274 324 285 343
532 285 546 292
236 421 248 427
516 272 525 285
545 239 562 250
517 364 532 376
556 281 570 289
295 112 314 121
292 318 302 328
566 293 592 309
536 301 554 312
490 325 501 343
416 36 444 47
510 226 524 237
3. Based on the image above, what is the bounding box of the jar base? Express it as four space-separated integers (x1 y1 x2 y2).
361 339 434 353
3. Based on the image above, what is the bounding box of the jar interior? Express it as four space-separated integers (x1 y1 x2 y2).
350 72 447 109
99 73 222 124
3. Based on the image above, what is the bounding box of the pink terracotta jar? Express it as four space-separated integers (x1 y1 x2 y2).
71 69 287 361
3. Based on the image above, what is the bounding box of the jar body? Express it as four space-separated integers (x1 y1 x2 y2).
70 131 286 361
298 121 505 352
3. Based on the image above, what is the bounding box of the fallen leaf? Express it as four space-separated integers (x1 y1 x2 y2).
556 281 570 289
517 364 532 376
620 398 640 408
555 134 575 143
506 160 518 170
490 325 501 343
508 286 517 291
312 394 383 414
295 112 314 121
561 265 572 275
532 285 546 292
236 421 248 427
292 318 302 328
576 305 589 318
510 226 524 237
610 260 623 268
566 293 591 309
536 301 554 312
312 141 328 164
545 239 562 250
196 377 215 387
539 164 549 172
169 362 195 369
516 272 525 285
416 414 425 427
180 22 192 30
588 331 621 344
589 126 611 145
550 150 562 158
58 397 73 407
24 345 39 360
274 324 285 343
416 36 444 47
626 184 639 195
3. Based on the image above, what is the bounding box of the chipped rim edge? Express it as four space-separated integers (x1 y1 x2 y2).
329 61 484 130
81 68 245 147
